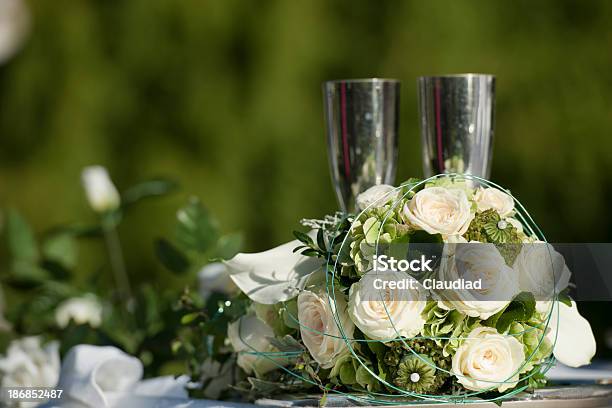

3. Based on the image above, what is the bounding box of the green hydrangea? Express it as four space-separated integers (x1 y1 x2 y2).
421 302 480 357
509 321 553 373
424 177 474 199
349 204 409 275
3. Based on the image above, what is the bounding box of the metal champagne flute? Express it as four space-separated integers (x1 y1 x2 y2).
323 79 399 213
418 74 495 179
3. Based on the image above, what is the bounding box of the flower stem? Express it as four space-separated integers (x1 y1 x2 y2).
102 222 133 310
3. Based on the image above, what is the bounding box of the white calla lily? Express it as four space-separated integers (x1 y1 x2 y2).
225 233 320 304
547 301 596 368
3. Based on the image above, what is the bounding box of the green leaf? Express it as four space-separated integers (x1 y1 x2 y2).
367 341 387 360
293 230 314 246
558 288 572 307
10 259 49 284
41 260 72 280
50 224 102 238
292 245 307 253
282 299 300 330
175 197 219 253
300 248 319 257
496 292 536 333
6 209 39 262
339 361 357 385
121 178 179 206
214 233 243 260
316 229 326 251
181 312 200 324
410 230 443 244
155 239 190 274
42 232 78 269
355 364 376 390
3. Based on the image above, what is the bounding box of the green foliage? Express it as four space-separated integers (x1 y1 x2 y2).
155 197 242 276
422 302 480 356
155 238 190 274
0 176 242 379
121 179 179 208
485 292 536 334
42 232 78 270
349 205 409 275
557 288 572 307
6 209 40 263
176 198 220 253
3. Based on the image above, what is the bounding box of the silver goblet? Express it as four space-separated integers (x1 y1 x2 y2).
418 74 495 179
323 79 399 213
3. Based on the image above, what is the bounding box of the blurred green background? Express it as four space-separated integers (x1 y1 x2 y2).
1 0 611 355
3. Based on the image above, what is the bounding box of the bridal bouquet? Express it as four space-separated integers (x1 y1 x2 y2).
188 175 596 404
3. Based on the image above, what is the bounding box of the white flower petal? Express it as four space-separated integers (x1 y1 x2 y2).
225 234 320 304
198 262 238 299
548 301 596 368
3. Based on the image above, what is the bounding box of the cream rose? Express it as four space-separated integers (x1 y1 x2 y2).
297 290 354 369
356 184 400 211
514 243 571 311
348 271 426 341
452 327 525 392
473 187 514 217
227 314 286 376
403 187 473 236
437 243 519 319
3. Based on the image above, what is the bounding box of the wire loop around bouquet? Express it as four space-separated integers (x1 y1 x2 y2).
238 174 560 405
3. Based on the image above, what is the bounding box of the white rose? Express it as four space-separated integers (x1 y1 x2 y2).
356 184 400 211
514 243 571 311
55 294 103 328
437 243 519 319
452 327 525 392
81 166 120 213
0 337 60 404
198 262 238 300
403 187 474 236
298 290 354 369
546 301 596 368
348 271 426 341
227 314 286 376
473 187 514 217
